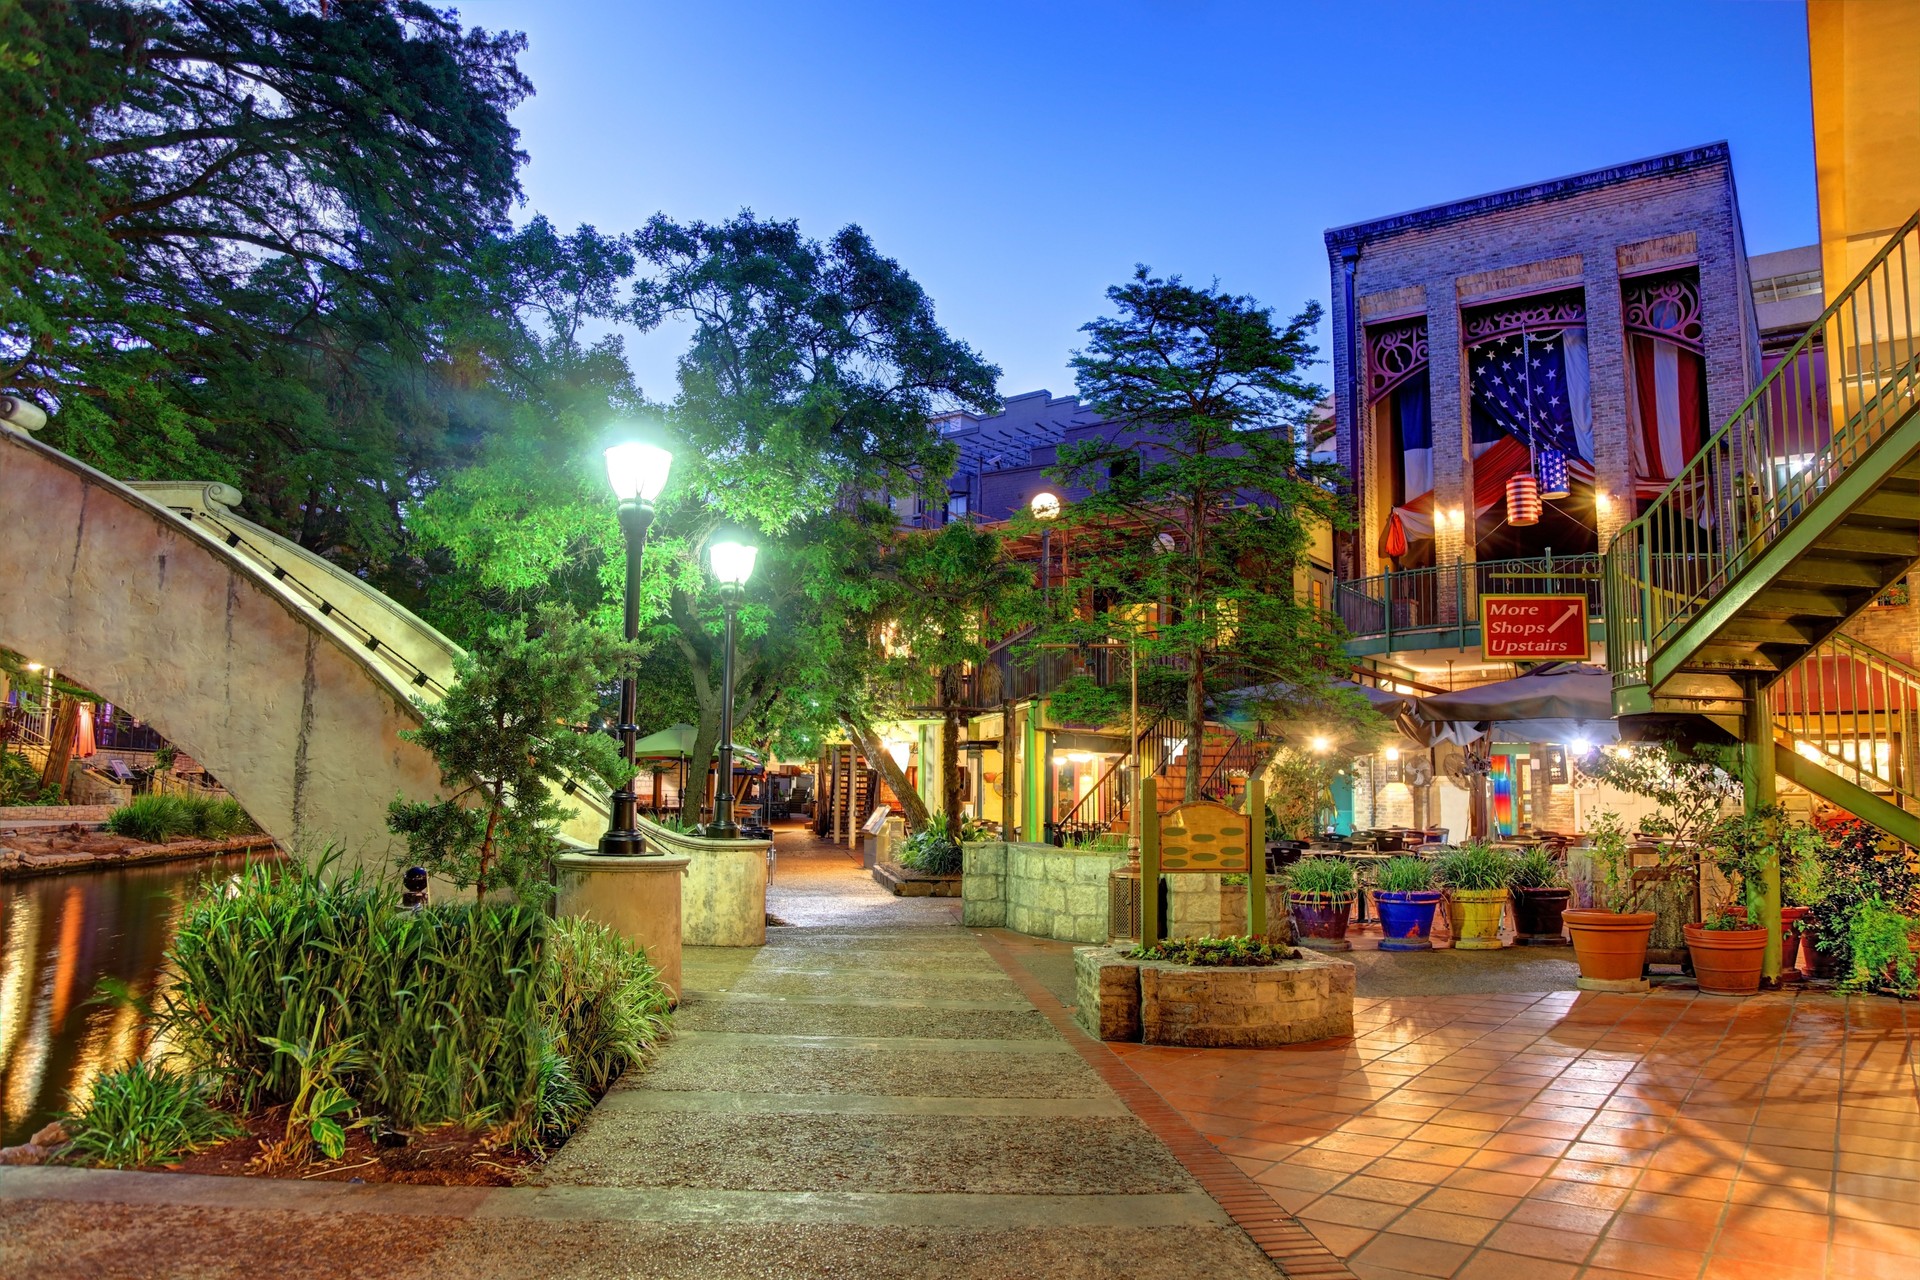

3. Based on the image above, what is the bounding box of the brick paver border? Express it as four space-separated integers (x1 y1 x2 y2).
974 929 1357 1279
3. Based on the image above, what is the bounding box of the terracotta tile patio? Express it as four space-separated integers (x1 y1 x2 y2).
1110 988 1920 1279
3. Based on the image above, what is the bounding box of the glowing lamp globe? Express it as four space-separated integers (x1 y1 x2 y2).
1030 491 1062 521
605 441 673 503
710 538 759 589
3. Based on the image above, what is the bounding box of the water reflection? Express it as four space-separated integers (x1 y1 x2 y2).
0 852 282 1147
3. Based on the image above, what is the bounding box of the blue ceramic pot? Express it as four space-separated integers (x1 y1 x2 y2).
1375 890 1443 951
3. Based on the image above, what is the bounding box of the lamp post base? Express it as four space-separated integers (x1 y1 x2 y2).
700 821 740 840
598 829 649 856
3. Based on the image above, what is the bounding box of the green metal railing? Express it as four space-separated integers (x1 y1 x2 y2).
1772 632 1920 815
1336 554 1603 646
1606 210 1920 690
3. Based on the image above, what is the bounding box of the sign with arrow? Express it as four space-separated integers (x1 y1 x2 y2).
1480 594 1591 661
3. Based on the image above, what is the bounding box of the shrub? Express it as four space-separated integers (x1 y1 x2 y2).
541 915 671 1102
0 751 55 806
900 825 962 875
1808 817 1920 972
1436 841 1512 892
1287 856 1356 898
1129 935 1297 966
1506 847 1565 890
1841 900 1919 997
64 1061 239 1168
1376 856 1435 893
105 793 256 842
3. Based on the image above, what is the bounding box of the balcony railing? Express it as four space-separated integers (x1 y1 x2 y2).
1335 554 1605 648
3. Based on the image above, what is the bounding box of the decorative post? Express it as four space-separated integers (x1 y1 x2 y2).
705 535 759 839
599 440 672 856
1247 776 1267 939
1139 772 1162 947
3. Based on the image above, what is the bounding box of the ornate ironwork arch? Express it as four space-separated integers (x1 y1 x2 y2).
1366 318 1428 403
1622 271 1704 353
1462 289 1586 346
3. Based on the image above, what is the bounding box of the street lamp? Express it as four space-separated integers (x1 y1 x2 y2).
599 438 673 856
705 534 759 838
1030 491 1061 598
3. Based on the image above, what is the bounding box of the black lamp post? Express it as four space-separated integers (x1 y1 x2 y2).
1031 491 1060 599
704 534 759 838
599 439 673 856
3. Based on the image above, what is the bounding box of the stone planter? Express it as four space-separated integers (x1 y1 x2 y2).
636 816 770 947
873 861 961 897
1073 946 1355 1047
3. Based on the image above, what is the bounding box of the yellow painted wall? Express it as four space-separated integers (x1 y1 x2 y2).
1809 1 1920 299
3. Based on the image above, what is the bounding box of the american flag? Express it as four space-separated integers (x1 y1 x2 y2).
1468 330 1585 464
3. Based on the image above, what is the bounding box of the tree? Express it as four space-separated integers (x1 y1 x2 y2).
387 606 637 903
2 0 530 578
1041 267 1357 801
875 522 1035 839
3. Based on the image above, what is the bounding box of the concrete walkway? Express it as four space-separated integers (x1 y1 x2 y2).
0 832 1291 1278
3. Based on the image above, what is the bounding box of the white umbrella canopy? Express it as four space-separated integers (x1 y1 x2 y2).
1414 664 1617 744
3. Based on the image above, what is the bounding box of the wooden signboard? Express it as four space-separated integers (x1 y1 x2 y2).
1480 593 1591 661
1139 777 1267 946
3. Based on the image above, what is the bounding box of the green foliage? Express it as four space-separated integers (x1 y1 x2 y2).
540 915 671 1104
1375 856 1435 893
1841 900 1920 997
104 794 254 842
1506 847 1565 890
258 1011 363 1165
1807 818 1920 973
388 605 636 903
959 817 1001 842
4 1 531 578
1287 856 1357 898
64 1061 238 1169
1037 268 1362 800
1578 743 1741 850
1264 750 1346 841
1703 806 1822 919
1584 811 1677 914
899 825 963 876
1128 935 1297 967
0 750 54 806
1700 908 1747 932
1435 842 1512 892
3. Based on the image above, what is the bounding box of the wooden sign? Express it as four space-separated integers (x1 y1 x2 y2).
1158 801 1252 873
1480 594 1591 661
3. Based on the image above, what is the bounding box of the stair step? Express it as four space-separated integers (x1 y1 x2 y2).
1684 644 1788 673
1747 586 1858 619
1813 524 1920 556
1774 557 1887 589
1852 491 1920 521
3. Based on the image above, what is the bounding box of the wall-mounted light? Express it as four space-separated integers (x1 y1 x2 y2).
1310 736 1330 754
1595 491 1614 514
1445 506 1465 529
1384 746 1400 762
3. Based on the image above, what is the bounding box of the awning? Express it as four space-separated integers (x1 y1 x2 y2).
1412 663 1616 745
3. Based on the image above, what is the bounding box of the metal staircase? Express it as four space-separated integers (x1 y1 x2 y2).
1605 210 1920 844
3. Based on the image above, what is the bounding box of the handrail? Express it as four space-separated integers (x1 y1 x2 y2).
1337 554 1603 644
1772 632 1920 814
1199 728 1268 803
1049 710 1183 844
1605 209 1920 689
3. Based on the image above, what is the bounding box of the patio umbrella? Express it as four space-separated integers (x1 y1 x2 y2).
1413 663 1618 745
631 723 697 758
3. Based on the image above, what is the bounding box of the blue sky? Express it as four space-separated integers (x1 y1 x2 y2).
456 0 1816 404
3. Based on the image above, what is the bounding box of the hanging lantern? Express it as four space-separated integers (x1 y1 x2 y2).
1379 511 1409 559
1506 472 1541 526
1535 446 1570 498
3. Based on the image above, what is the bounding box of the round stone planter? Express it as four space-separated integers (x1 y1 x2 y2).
1374 890 1443 951
1289 892 1355 952
1445 888 1509 949
1072 945 1356 1047
1685 922 1768 996
1564 908 1657 991
1512 886 1572 945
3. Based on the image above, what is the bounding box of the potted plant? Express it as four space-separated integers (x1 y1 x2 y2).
1839 899 1920 997
1373 856 1442 952
1507 847 1571 945
1435 842 1511 950
1563 813 1662 990
1286 856 1358 952
1804 817 1918 980
1713 811 1823 982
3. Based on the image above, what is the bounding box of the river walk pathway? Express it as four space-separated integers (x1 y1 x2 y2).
0 832 1330 1279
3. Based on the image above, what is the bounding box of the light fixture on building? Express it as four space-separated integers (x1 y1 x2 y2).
1535 447 1570 498
1569 737 1593 758
1445 505 1465 529
1506 473 1541 526
1310 736 1330 753
886 741 912 769
1384 746 1400 762
1595 490 1613 514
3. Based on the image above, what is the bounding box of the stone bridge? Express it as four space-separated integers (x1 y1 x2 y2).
0 427 606 870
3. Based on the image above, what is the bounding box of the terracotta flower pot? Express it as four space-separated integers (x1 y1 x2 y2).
1375 890 1442 952
1728 905 1814 976
1564 908 1657 990
1289 893 1354 952
1445 888 1509 950
1807 931 1840 979
1512 886 1572 945
1685 922 1768 996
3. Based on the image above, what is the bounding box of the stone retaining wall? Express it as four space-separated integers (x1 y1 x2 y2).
961 842 1122 943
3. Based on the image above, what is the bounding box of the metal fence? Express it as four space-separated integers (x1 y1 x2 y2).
1334 554 1605 647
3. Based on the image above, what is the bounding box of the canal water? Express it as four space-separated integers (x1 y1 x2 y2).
0 852 282 1148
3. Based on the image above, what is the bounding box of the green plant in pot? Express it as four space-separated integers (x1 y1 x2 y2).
1434 841 1511 950
1563 812 1668 990
1373 856 1442 952
1286 856 1357 952
1684 810 1781 996
1506 847 1571 946
1839 899 1920 997
1805 816 1919 979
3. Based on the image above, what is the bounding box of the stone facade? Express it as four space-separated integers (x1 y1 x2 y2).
1325 143 1760 584
961 841 1121 943
1073 946 1356 1047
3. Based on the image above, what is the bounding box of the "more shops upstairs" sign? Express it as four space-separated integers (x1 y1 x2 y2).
1480 594 1591 661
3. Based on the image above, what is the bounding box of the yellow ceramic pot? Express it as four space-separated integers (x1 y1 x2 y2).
1446 888 1509 950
